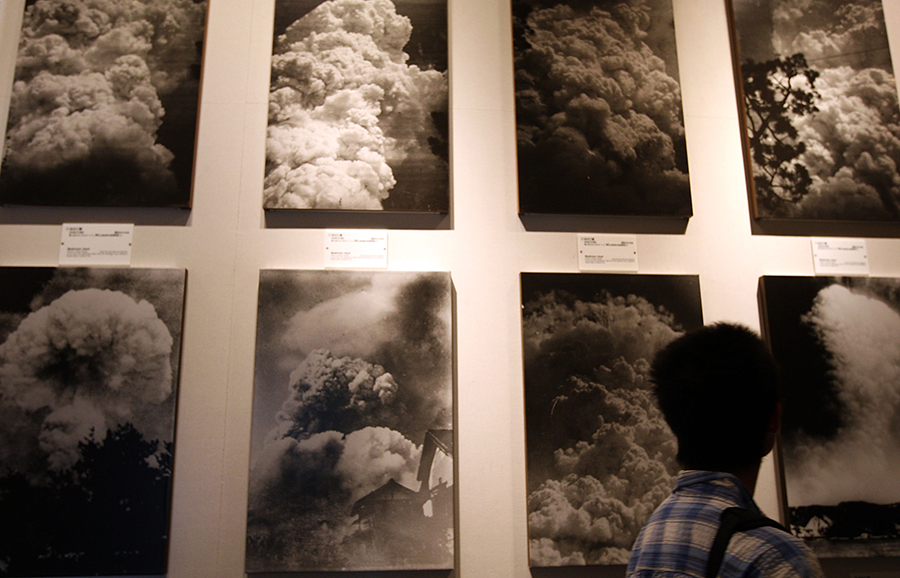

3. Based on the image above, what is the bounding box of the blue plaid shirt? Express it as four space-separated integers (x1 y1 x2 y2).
627 471 823 578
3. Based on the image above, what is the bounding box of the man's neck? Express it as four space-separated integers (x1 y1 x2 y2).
729 464 761 495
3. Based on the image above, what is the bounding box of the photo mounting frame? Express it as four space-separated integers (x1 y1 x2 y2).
247 269 455 572
263 0 450 213
0 1 207 208
0 267 186 575
727 0 900 222
521 272 703 566
513 0 692 218
759 275 900 557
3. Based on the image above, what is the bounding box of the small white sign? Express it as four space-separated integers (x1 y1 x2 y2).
325 230 388 269
811 238 869 276
578 234 639 272
59 223 133 266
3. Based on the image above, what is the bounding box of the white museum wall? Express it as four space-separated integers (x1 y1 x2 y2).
0 0 899 577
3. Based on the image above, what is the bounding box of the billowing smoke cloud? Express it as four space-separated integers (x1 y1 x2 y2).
282 272 404 359
523 291 683 369
784 284 900 506
248 271 452 569
515 0 690 215
1 0 205 203
264 0 448 210
250 426 421 508
0 288 174 474
275 272 453 436
792 66 900 220
523 290 683 565
269 349 402 441
248 353 425 569
247 425 423 570
772 0 890 69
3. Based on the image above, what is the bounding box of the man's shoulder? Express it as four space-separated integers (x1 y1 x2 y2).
629 498 823 578
725 523 824 578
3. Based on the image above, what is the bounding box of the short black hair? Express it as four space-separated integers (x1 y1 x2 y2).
651 322 779 472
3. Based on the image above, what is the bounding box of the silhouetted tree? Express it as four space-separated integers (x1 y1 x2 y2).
742 54 820 214
0 423 173 576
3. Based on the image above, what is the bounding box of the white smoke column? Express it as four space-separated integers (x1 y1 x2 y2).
785 284 900 506
0 288 174 471
793 66 900 219
264 0 448 209
38 396 107 470
3 0 205 181
247 424 422 563
281 273 402 359
335 426 421 500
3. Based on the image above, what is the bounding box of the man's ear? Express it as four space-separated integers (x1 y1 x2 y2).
762 401 782 457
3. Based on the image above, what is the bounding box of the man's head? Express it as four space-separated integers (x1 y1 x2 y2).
651 322 780 472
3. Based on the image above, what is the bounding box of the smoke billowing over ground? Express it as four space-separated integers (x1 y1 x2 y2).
521 273 702 566
0 0 206 207
513 0 691 216
264 0 449 211
247 270 453 571
732 0 900 220
0 268 185 479
762 277 900 509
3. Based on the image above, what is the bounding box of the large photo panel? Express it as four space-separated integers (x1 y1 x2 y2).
0 267 186 575
727 0 900 221
263 0 450 212
759 276 900 557
513 0 692 217
0 1 207 208
521 272 703 566
247 269 454 572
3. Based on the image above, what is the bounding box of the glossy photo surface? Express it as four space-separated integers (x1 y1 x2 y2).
728 0 900 221
760 275 900 557
0 267 186 576
521 272 702 566
263 0 449 212
513 0 691 217
247 270 454 572
0 1 206 207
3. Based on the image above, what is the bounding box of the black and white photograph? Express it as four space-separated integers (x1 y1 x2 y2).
0 0 206 207
247 270 454 572
263 0 449 212
759 276 900 557
728 0 900 221
513 0 691 217
521 272 702 566
0 267 185 576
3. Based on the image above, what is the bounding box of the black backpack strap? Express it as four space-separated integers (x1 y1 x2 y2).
705 507 788 578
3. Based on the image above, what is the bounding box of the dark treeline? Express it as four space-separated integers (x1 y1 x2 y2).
0 423 173 576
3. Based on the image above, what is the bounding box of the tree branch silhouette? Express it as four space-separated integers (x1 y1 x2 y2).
742 53 820 215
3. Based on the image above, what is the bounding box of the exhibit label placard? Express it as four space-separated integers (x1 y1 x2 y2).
577 234 639 272
59 223 134 266
811 238 869 276
325 230 388 269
